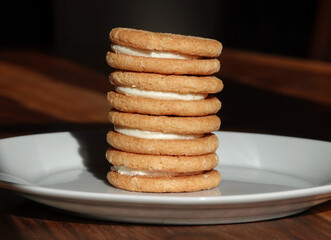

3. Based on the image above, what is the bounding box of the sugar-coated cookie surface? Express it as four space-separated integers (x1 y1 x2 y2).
110 27 223 58
107 91 221 116
106 52 220 75
107 131 219 156
107 169 221 193
110 71 223 94
106 148 219 172
108 110 220 134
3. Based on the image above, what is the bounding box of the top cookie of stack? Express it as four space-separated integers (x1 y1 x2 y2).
106 28 224 193
107 27 222 75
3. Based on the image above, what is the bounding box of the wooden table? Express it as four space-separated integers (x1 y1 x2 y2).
0 50 330 239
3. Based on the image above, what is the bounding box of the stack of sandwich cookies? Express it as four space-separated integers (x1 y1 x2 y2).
106 28 223 192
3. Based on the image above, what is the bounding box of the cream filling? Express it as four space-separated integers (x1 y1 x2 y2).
111 44 198 59
111 165 202 177
116 86 207 100
114 126 203 139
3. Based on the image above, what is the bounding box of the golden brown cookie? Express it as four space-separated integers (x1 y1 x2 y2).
110 28 223 58
107 91 221 116
106 52 220 75
106 148 219 172
110 71 224 94
107 169 221 192
107 131 219 156
108 110 220 134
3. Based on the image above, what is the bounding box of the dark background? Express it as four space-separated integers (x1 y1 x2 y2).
0 0 326 73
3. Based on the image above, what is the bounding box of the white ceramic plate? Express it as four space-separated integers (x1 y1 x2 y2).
0 131 330 225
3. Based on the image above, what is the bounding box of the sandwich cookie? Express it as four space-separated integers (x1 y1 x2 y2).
108 110 221 135
106 148 219 173
107 70 222 116
107 169 221 193
107 91 221 116
107 130 219 156
106 28 222 75
110 71 224 94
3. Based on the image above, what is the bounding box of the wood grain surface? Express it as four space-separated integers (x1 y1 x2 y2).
0 50 330 239
220 49 331 106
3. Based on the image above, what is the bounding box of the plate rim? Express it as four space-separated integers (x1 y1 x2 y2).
0 181 330 205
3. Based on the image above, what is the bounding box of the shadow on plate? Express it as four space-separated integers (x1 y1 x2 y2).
70 131 110 184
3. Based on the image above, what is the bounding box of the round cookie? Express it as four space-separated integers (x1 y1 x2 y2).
110 71 224 94
107 131 219 156
110 28 223 58
108 110 220 134
107 91 221 116
106 52 220 75
106 148 219 172
107 169 221 193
